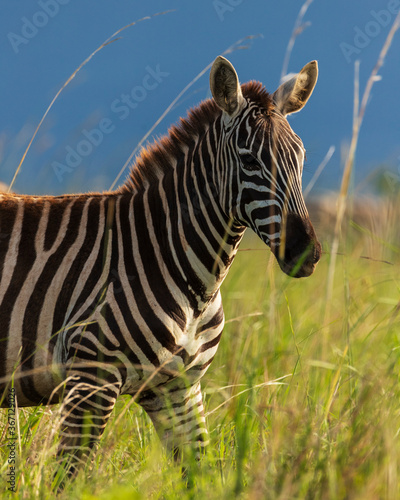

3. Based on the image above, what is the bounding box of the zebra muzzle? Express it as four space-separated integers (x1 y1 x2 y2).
275 213 321 278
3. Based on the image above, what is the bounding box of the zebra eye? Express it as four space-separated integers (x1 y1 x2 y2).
240 153 260 171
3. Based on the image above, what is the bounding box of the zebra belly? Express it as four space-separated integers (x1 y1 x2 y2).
1 288 224 409
1 289 67 407
0 306 63 407
0 360 61 407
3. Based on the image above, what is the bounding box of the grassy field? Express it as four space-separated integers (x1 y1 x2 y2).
2 4 399 497
1 204 399 499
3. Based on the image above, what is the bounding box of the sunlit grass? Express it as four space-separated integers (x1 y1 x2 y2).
2 5 400 496
1 221 399 499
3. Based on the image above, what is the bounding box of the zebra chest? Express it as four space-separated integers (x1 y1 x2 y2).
60 291 224 397
122 311 224 395
159 296 225 384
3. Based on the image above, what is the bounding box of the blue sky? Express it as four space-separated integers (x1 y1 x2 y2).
1 0 399 195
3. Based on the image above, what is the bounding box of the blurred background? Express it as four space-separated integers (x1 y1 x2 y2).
0 0 399 197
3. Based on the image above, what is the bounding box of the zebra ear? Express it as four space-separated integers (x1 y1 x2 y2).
272 61 318 116
210 56 243 116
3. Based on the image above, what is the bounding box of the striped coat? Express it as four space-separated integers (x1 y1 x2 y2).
0 56 320 478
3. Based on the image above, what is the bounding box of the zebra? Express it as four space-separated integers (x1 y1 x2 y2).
0 55 321 480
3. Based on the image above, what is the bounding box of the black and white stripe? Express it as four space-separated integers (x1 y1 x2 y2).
0 56 321 479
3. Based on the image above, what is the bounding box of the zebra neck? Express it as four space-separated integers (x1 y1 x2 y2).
162 134 245 305
118 106 246 306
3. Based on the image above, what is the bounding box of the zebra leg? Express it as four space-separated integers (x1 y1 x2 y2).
138 380 209 462
55 372 121 485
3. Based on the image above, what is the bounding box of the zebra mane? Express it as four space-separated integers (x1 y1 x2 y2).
241 81 274 115
120 81 273 193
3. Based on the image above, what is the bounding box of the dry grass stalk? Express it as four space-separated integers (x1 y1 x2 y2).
303 145 335 199
7 11 173 193
325 10 400 314
280 0 314 82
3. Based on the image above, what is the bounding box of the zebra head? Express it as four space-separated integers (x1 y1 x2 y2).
210 56 321 278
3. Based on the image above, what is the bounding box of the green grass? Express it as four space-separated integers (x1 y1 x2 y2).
1 219 400 499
